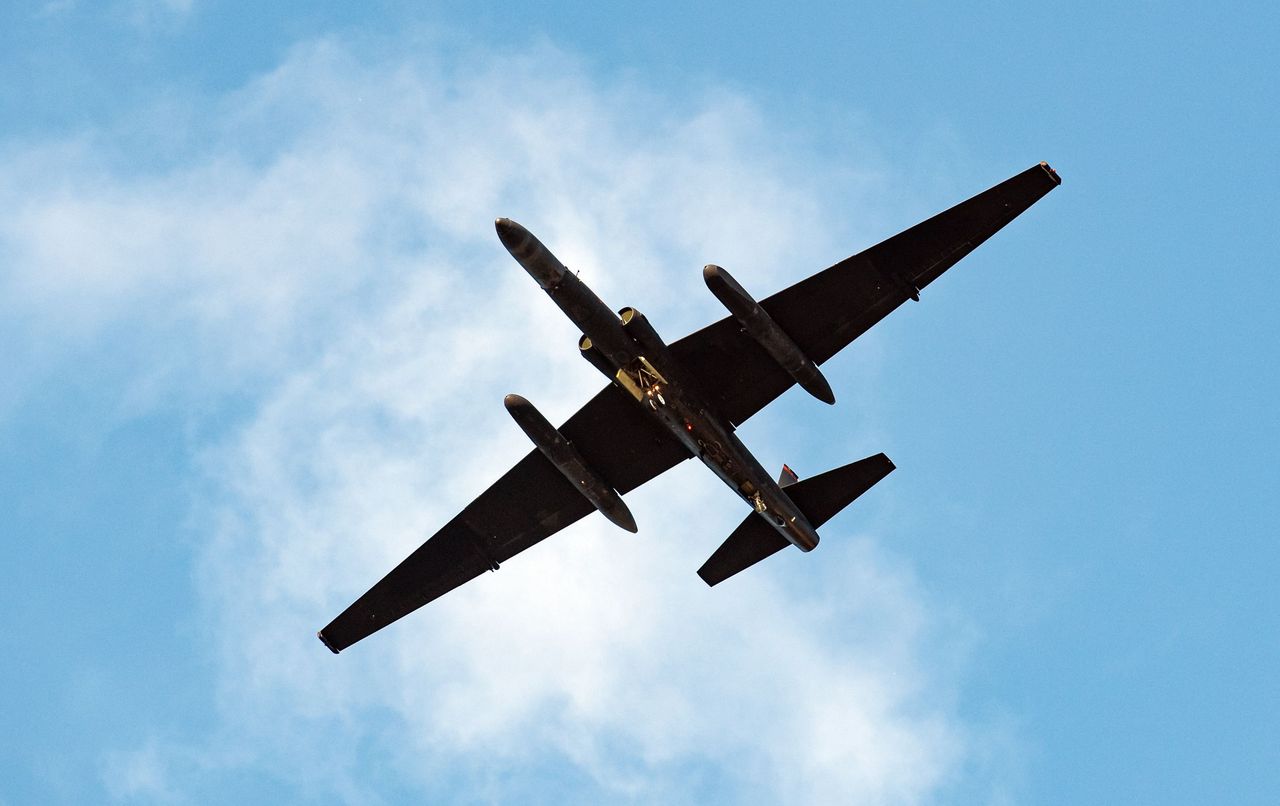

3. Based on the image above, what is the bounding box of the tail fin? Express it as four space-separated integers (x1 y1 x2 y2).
697 453 894 586
778 463 799 487
781 453 894 529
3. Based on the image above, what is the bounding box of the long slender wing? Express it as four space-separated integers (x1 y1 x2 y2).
319 384 690 652
672 162 1061 426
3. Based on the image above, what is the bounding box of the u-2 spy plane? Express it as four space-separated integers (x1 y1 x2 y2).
319 162 1060 653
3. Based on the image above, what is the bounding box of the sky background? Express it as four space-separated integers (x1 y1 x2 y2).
2 1 1277 804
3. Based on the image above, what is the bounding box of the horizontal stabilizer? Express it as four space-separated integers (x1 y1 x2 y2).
782 452 894 530
697 453 895 586
697 512 791 587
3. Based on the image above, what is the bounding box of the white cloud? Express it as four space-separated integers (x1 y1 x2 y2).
102 740 177 803
123 0 193 30
2 37 988 804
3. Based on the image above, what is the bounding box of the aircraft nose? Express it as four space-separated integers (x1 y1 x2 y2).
495 217 532 257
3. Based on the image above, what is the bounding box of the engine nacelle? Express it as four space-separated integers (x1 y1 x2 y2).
618 307 670 361
578 334 615 378
615 307 686 406
702 264 835 405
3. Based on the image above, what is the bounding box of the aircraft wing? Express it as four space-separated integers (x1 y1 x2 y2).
671 162 1061 426
318 385 690 652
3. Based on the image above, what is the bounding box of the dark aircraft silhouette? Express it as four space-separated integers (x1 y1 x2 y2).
319 162 1061 653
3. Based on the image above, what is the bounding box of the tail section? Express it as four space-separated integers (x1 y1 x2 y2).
780 453 894 530
697 453 895 586
778 463 799 487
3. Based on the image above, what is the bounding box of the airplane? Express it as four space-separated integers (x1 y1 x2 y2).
318 162 1061 653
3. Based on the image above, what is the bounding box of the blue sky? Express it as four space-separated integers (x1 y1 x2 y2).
2 2 1277 804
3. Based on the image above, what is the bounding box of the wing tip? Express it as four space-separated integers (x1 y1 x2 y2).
1039 161 1062 185
317 630 341 655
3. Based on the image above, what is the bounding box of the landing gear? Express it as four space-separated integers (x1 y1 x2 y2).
639 362 666 410
738 480 767 513
752 492 767 513
615 356 669 408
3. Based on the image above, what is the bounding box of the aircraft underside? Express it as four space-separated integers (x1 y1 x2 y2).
317 162 1061 653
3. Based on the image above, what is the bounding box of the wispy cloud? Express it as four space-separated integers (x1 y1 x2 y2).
3 36 985 803
102 739 177 803
122 0 194 30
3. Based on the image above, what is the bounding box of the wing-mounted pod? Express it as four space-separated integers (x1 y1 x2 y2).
503 394 638 533
703 264 835 405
